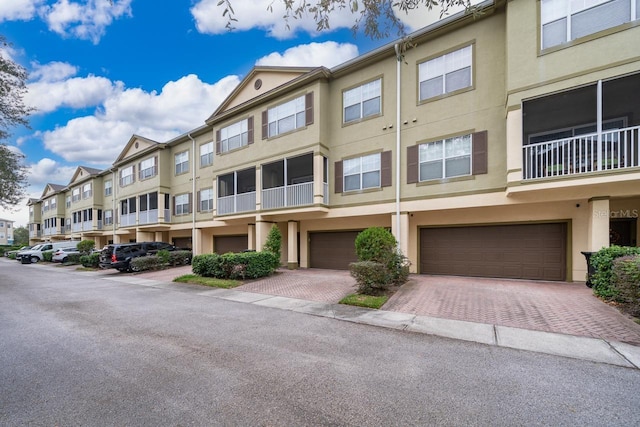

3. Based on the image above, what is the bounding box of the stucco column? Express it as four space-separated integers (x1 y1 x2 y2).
255 215 271 251
588 197 610 251
506 108 523 183
158 192 167 222
212 178 218 217
313 154 325 205
247 223 256 250
287 221 299 269
391 212 410 256
255 166 262 209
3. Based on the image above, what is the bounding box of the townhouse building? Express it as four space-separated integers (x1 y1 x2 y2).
0 218 14 245
28 0 640 283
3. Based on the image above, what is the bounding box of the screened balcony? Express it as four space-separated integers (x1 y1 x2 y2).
262 153 326 209
217 168 256 215
523 73 640 180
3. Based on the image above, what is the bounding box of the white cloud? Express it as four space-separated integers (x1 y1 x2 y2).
28 158 76 188
0 0 44 22
37 73 240 165
38 0 132 44
256 41 359 68
191 0 359 39
29 61 77 82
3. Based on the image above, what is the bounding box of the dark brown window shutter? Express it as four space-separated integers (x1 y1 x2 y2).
172 196 176 216
305 92 314 125
154 156 158 174
132 165 136 183
262 110 268 139
407 145 419 184
380 151 392 187
196 191 201 212
216 129 221 154
188 193 193 214
334 161 343 194
247 116 254 144
472 130 488 175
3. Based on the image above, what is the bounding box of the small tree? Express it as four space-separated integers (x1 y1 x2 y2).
263 224 282 268
76 240 95 255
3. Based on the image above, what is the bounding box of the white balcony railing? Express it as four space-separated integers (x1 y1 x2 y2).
120 213 136 227
82 221 92 231
72 223 82 232
523 126 640 180
164 209 171 223
217 192 256 215
323 182 328 205
139 209 158 224
262 182 313 210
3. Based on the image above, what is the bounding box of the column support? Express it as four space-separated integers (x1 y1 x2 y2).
588 197 610 251
287 221 299 269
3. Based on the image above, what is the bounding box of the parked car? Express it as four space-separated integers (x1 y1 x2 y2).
5 246 31 258
18 241 81 263
52 247 81 263
99 242 185 272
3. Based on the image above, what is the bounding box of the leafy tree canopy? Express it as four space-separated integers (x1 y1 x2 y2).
218 0 477 39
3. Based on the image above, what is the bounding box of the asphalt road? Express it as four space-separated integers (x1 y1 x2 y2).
1 259 639 426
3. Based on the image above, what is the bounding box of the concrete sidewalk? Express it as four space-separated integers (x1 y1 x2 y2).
13 259 640 370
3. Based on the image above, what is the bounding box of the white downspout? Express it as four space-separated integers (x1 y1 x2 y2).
394 43 402 253
188 133 197 253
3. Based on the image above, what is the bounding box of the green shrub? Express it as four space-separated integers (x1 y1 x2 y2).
42 251 53 262
8 253 16 260
355 227 397 263
350 261 392 295
130 256 163 272
77 240 95 255
80 252 100 268
157 249 170 265
169 250 192 266
590 246 640 299
263 225 282 268
191 251 277 279
65 253 82 264
612 255 640 316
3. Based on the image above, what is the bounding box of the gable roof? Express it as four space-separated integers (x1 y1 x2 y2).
40 183 66 199
114 134 161 165
68 166 103 185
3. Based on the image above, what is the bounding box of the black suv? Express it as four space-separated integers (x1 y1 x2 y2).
99 242 179 272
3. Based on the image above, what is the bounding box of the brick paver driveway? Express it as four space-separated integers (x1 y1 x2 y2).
384 275 640 345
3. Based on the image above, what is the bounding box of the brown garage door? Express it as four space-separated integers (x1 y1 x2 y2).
214 235 248 254
309 231 360 270
420 223 567 281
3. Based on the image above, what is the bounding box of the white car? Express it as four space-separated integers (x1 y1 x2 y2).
52 247 81 263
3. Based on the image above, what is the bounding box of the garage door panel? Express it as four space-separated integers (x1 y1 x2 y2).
420 223 567 281
214 235 248 254
309 231 360 270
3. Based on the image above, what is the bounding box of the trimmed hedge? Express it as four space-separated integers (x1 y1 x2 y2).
590 246 640 299
192 251 278 280
80 253 100 268
127 250 193 272
65 253 82 264
350 261 392 295
42 251 53 262
612 255 640 317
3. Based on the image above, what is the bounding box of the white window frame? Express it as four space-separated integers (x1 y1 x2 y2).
139 157 157 180
104 180 112 196
82 183 92 199
268 95 305 137
419 134 472 181
104 210 113 225
220 119 249 153
175 194 190 215
175 151 189 175
419 45 473 101
343 78 382 123
200 188 213 212
541 0 639 49
43 200 49 212
50 198 56 209
72 188 81 202
120 166 134 187
343 153 381 192
200 142 214 167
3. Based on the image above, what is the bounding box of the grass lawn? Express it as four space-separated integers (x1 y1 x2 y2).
174 274 242 289
339 293 388 309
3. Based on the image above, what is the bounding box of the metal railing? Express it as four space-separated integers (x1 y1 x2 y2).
72 223 82 232
523 126 640 180
262 182 313 210
139 209 158 224
217 191 256 215
120 213 136 227
323 182 329 205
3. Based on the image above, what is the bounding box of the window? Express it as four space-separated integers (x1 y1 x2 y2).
139 192 158 211
120 166 134 187
267 95 306 137
50 198 56 209
343 153 381 192
29 206 34 216
220 119 249 153
104 180 112 196
139 157 157 180
72 188 81 202
175 151 189 175
43 200 49 212
104 210 113 225
121 197 136 214
199 188 213 212
343 79 382 123
175 193 190 215
82 183 92 199
419 134 472 181
66 196 71 207
200 141 213 167
541 0 639 49
419 45 472 101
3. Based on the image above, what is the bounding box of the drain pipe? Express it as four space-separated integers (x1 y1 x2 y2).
188 133 197 253
394 43 402 253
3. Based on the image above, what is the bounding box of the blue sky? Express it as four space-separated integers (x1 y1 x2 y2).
0 0 455 226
